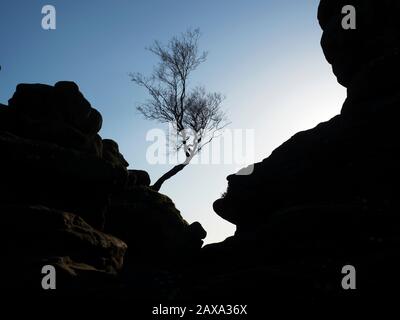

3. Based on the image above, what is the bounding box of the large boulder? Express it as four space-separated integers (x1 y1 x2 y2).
0 132 127 229
0 82 131 230
204 0 400 305
6 81 103 156
105 186 206 268
102 139 129 170
213 107 398 229
1 205 127 290
187 203 400 305
214 0 400 230
1 81 208 302
318 0 400 88
127 169 151 187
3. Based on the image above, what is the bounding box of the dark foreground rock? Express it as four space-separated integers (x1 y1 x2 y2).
2 0 400 309
183 204 400 304
0 132 127 229
0 81 205 302
106 185 206 268
1 205 127 290
6 81 103 156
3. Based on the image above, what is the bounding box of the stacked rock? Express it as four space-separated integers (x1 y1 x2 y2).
203 0 400 304
0 82 129 229
318 0 400 111
7 81 103 156
0 81 206 297
213 0 400 232
0 82 130 291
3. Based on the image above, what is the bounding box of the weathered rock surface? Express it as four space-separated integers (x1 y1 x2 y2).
3 205 127 269
1 205 127 290
0 132 127 229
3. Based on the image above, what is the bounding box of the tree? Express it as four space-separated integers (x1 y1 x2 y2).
131 28 228 191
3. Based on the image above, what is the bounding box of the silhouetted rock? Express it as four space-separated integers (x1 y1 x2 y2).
127 169 151 187
214 0 399 231
318 0 400 88
0 132 127 229
1 205 127 290
203 0 400 305
187 221 207 245
102 139 129 170
0 81 206 302
7 82 103 156
10 205 126 270
8 0 400 305
106 185 206 268
213 108 398 228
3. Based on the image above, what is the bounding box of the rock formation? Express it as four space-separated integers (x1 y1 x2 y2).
1 0 399 309
0 81 206 298
199 0 400 305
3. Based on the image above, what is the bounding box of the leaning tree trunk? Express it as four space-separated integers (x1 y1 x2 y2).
151 163 187 191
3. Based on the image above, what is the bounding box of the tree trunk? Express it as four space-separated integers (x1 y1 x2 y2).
151 163 187 191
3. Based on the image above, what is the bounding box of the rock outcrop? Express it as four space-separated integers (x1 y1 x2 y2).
0 81 206 297
0 132 126 229
214 0 400 236
2 0 398 308
106 186 206 268
2 205 127 290
5 81 103 156
197 0 400 305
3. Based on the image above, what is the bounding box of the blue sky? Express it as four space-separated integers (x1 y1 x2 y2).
0 0 346 243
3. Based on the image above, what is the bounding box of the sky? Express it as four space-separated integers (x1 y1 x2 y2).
0 0 346 244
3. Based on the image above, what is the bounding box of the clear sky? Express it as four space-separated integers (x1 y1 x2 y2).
0 0 346 243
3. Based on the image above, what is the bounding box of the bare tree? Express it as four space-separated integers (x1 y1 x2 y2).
130 28 228 191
